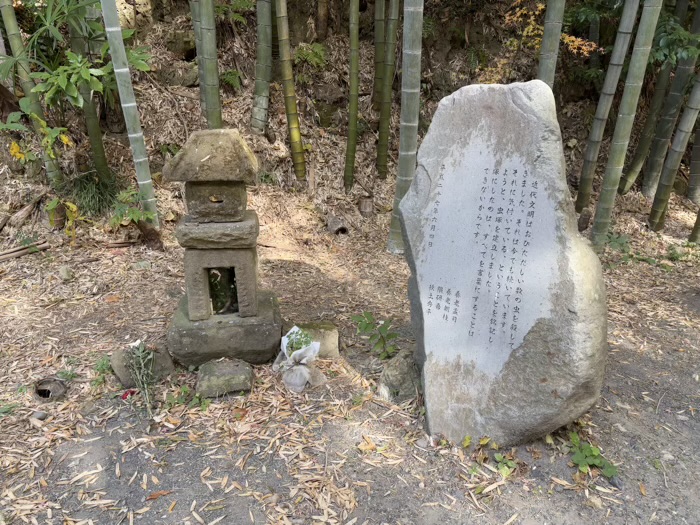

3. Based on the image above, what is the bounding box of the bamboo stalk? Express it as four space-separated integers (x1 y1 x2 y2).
642 5 700 198
537 0 566 89
190 0 207 114
575 0 640 212
688 129 700 205
690 206 700 243
343 0 360 192
275 0 305 180
199 0 222 128
387 0 424 254
0 242 49 262
372 0 385 110
376 0 398 180
648 75 700 230
251 0 272 133
100 0 159 228
590 0 663 248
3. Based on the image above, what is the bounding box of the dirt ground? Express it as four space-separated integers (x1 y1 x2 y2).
2 6 700 524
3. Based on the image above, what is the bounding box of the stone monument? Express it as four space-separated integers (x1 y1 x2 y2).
164 129 282 367
399 81 607 446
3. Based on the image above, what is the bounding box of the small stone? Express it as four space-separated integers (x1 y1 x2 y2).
415 438 429 448
661 451 675 462
31 410 48 421
294 321 340 359
110 346 175 388
377 348 420 403
58 265 74 282
196 358 253 398
131 260 151 271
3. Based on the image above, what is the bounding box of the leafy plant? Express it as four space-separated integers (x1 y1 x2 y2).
215 0 254 26
91 355 112 387
606 232 630 253
110 188 156 229
220 69 242 91
494 452 517 478
351 311 399 359
287 329 312 354
294 43 326 69
46 198 87 243
57 369 78 381
31 50 105 108
0 403 18 417
125 341 155 418
569 432 617 478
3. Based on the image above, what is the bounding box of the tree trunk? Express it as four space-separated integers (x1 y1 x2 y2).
189 0 207 114
199 0 222 128
642 5 700 198
688 128 700 204
317 0 329 40
589 16 600 70
537 0 566 89
275 0 305 180
100 0 159 228
68 20 113 189
575 0 640 213
372 0 385 111
618 61 672 194
648 75 700 230
590 0 663 248
251 0 272 133
376 0 398 180
0 0 62 187
387 0 424 254
343 0 360 192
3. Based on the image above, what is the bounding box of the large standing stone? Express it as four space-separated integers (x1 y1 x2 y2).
399 81 607 446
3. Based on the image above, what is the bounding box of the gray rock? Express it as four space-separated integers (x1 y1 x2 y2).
398 80 607 446
196 358 253 398
176 211 259 248
58 265 74 282
377 348 420 403
110 346 176 389
162 129 259 183
184 181 247 223
167 291 282 367
31 410 48 421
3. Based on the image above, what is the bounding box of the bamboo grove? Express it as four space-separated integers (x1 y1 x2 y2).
2 0 700 248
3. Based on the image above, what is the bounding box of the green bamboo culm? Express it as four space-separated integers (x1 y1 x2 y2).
275 0 305 180
372 0 385 111
387 0 424 254
537 0 566 89
617 0 690 195
68 17 112 190
0 0 62 187
376 0 398 180
199 0 222 128
688 129 700 205
642 5 700 199
100 0 159 228
648 75 700 230
690 204 700 243
189 0 207 114
343 0 360 192
590 0 663 248
575 0 640 213
251 0 272 133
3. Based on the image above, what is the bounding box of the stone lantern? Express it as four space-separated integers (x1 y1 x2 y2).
163 129 282 366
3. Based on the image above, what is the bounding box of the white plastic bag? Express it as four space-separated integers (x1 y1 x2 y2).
273 326 324 392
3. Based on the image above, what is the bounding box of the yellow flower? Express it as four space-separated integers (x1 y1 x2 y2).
59 134 74 147
9 142 26 161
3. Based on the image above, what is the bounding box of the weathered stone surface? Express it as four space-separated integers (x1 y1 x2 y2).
110 346 175 388
167 291 282 367
176 211 259 249
284 321 340 359
399 80 607 446
377 348 420 403
184 181 247 222
162 129 258 183
184 248 258 321
196 358 253 397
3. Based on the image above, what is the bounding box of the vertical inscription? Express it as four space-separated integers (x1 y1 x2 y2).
421 161 539 349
